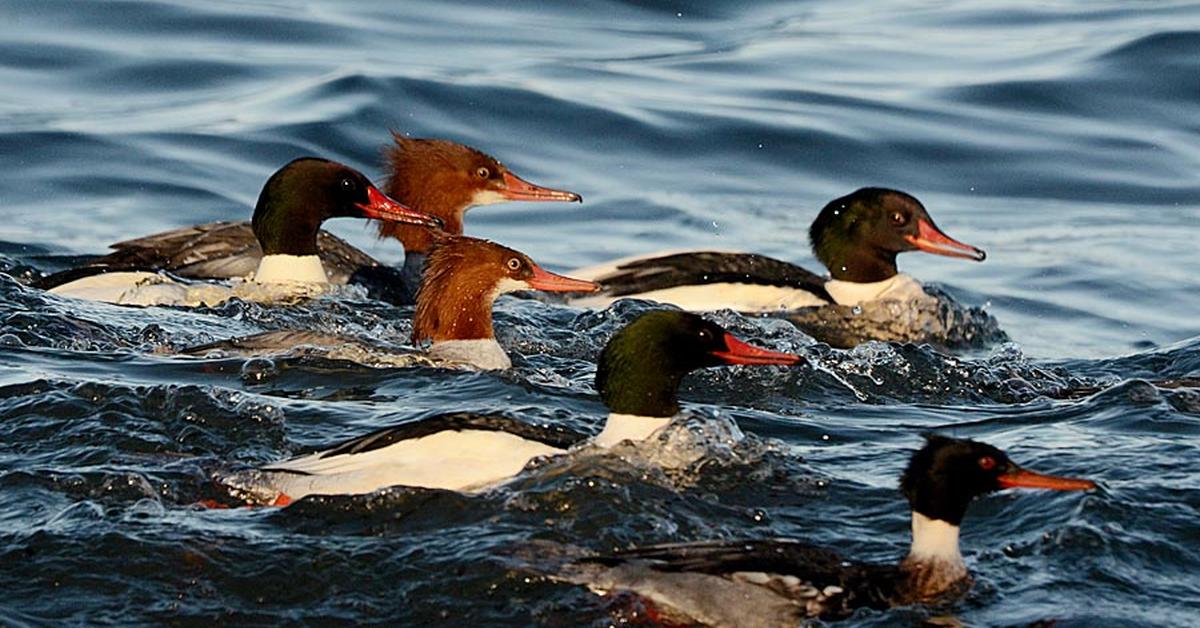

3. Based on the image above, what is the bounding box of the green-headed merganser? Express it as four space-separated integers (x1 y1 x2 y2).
38 157 441 306
568 188 985 312
216 310 801 505
37 136 581 304
542 435 1096 625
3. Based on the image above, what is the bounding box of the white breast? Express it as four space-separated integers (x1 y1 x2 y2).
593 413 672 448
825 273 927 306
252 254 329 284
568 283 829 313
256 429 566 498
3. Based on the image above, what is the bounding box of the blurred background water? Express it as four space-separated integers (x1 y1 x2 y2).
0 0 1198 625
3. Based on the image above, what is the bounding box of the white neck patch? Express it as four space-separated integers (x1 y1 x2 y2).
254 254 328 284
429 339 511 370
908 511 963 564
825 273 926 305
492 276 531 297
593 413 672 448
469 189 508 207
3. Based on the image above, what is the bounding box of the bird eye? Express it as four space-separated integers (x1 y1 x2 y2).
506 257 522 271
476 167 490 179
697 328 713 342
890 211 906 226
978 456 996 471
340 178 355 191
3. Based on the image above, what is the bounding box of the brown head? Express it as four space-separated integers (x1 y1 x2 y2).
411 235 598 344
378 134 582 254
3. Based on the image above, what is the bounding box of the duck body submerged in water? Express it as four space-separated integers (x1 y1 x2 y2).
568 188 984 312
539 435 1096 626
38 158 440 307
216 310 801 504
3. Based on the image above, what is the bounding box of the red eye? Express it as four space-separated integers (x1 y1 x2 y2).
979 456 996 471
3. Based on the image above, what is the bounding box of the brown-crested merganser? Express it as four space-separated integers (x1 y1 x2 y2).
216 310 801 504
37 136 580 304
568 188 985 312
38 158 440 306
185 235 599 370
543 435 1096 625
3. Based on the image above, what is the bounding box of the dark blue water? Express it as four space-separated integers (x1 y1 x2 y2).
1 1 1198 625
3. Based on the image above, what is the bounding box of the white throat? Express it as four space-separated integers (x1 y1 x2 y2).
825 273 925 305
470 189 508 207
908 512 963 564
428 339 510 370
593 413 672 448
254 254 328 284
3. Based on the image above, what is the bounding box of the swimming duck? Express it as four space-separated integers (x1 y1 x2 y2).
545 435 1096 626
38 136 581 304
39 158 440 306
568 188 985 312
216 310 801 504
186 235 599 370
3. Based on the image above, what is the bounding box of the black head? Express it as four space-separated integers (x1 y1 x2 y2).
252 157 439 256
900 435 1096 526
596 311 801 417
808 188 985 282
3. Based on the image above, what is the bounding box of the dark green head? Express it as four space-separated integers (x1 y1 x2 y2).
808 188 985 283
900 435 1096 526
251 157 440 256
596 311 801 417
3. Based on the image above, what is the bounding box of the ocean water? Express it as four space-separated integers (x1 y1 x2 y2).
0 0 1198 625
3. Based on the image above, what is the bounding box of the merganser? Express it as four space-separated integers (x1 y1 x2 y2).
568 188 985 312
542 435 1096 625
185 235 600 370
37 136 581 304
37 158 441 306
216 310 801 504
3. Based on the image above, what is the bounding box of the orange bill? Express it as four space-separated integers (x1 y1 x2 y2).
501 171 582 203
711 333 803 366
359 185 443 229
997 466 1096 491
904 218 986 261
528 263 600 292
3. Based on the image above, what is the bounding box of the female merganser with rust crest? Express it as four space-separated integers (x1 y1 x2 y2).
568 188 985 313
185 235 599 370
37 136 580 304
216 311 800 505
538 435 1096 626
38 158 440 306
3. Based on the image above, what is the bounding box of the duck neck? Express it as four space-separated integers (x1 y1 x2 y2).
819 244 899 283
412 267 519 345
594 413 674 448
899 512 968 601
251 196 323 258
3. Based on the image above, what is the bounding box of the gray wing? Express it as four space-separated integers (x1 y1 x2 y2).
35 221 386 288
595 251 833 302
